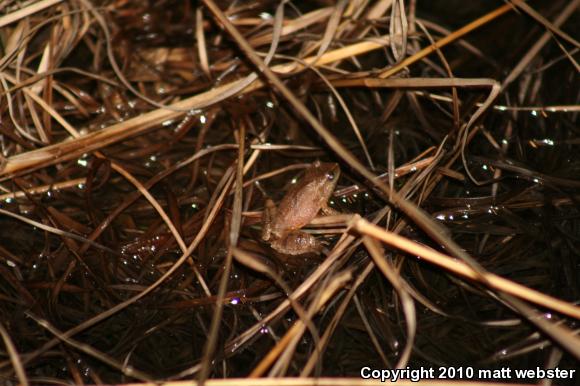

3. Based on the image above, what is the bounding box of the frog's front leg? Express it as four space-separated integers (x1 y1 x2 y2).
320 200 342 217
270 231 322 255
261 198 276 242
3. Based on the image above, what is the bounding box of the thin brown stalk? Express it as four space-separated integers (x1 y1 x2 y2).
0 322 29 386
0 0 63 28
350 216 580 320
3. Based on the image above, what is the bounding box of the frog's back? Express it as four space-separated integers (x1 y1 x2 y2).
273 179 325 232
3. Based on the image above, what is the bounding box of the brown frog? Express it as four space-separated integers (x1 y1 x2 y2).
262 161 340 255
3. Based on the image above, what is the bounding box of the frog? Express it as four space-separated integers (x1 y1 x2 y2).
261 161 341 255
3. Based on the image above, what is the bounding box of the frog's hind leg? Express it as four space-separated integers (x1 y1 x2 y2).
261 198 277 241
271 231 322 255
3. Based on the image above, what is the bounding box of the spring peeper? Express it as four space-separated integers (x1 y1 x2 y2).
262 161 340 255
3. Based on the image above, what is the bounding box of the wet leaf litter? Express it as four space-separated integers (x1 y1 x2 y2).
0 0 578 385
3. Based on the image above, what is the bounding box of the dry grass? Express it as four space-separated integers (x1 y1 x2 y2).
0 0 578 385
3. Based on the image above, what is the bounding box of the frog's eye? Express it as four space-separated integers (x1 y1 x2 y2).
326 173 335 181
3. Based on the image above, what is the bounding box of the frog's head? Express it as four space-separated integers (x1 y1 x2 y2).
311 161 340 200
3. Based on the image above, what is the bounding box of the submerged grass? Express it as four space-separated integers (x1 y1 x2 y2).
0 0 578 385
